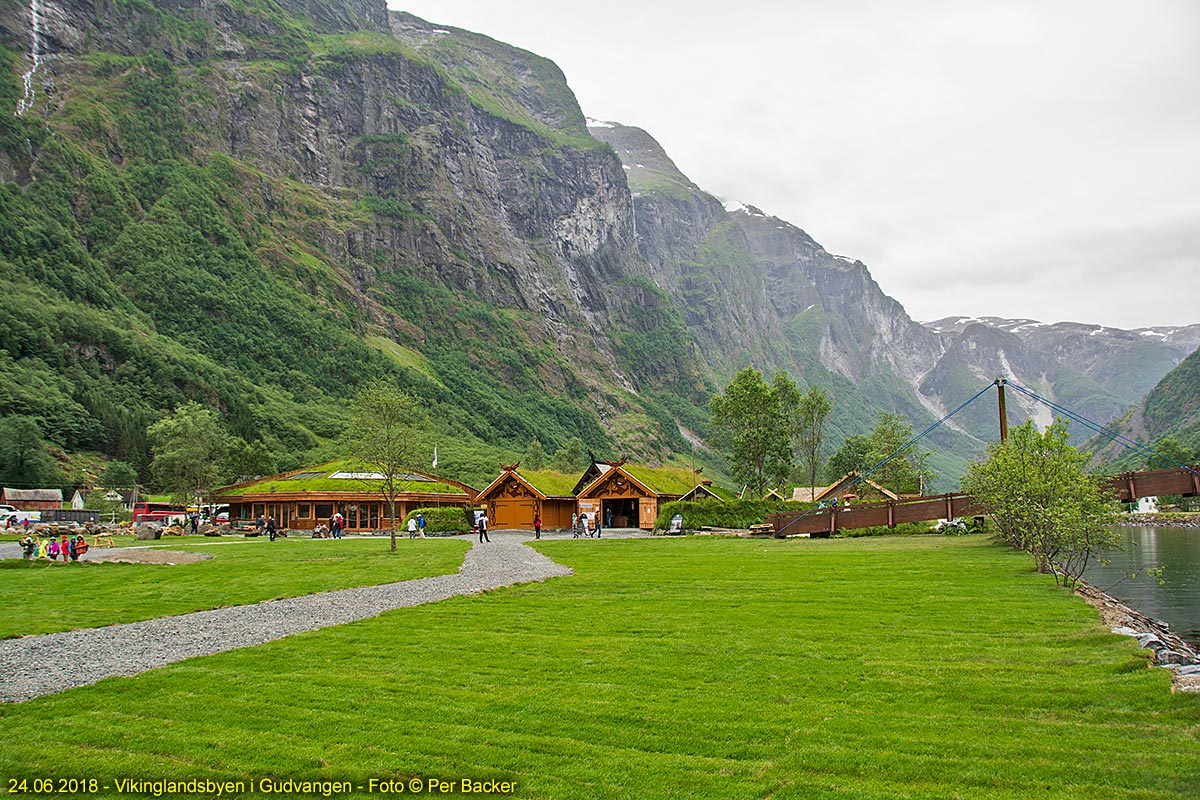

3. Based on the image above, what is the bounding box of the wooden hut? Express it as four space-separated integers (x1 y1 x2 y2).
575 462 698 530
474 467 579 530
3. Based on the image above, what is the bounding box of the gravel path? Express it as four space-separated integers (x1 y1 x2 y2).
0 533 578 703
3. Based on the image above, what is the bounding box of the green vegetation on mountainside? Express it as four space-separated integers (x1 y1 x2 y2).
0 5 714 491
1096 345 1200 471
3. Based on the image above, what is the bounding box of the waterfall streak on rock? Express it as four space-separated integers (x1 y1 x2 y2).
16 0 43 117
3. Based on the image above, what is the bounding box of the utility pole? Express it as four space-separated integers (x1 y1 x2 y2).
995 378 1009 442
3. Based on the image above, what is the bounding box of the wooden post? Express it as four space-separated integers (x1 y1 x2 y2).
996 378 1009 442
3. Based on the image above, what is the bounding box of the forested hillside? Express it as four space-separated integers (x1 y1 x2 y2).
1090 345 1200 471
0 0 705 490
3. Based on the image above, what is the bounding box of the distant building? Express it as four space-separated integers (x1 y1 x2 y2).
2 488 63 511
792 472 900 504
71 488 137 510
214 462 477 533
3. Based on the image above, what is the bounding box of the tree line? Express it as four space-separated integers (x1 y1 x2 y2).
706 367 931 499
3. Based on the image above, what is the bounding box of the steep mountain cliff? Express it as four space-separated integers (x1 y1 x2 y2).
0 0 700 485
1090 344 1200 468
1 1 1191 492
589 118 1199 481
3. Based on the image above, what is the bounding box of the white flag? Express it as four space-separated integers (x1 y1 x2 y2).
432 447 438 469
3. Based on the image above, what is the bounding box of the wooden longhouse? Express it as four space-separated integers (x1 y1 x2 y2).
214 462 477 533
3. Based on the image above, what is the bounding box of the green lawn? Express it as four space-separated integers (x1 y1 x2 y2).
1 536 1197 799
0 537 469 638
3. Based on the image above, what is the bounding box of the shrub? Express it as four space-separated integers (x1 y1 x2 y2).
654 498 796 532
404 506 473 534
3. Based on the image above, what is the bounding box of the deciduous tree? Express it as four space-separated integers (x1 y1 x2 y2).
148 403 224 507
962 420 1119 586
798 385 832 492
343 384 429 552
710 368 792 498
526 439 546 471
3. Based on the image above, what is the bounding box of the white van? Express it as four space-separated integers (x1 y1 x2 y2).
2 510 42 527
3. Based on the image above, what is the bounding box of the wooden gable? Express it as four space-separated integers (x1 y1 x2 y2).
578 466 654 500
477 470 546 503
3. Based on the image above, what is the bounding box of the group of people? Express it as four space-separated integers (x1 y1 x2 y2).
18 533 90 562
571 511 603 539
816 497 851 511
254 514 280 541
406 514 426 539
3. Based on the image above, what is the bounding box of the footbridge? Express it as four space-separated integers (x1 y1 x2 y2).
769 379 1200 538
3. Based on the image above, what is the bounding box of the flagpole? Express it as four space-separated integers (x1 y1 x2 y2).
433 446 440 509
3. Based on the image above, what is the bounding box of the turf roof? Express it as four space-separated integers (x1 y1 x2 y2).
218 461 470 497
620 464 705 496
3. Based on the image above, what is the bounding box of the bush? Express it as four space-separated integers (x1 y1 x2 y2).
404 506 473 534
654 498 796 532
837 522 938 538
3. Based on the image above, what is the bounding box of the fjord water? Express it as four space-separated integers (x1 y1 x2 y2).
1083 526 1200 646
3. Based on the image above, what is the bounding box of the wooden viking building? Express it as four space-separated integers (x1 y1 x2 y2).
791 471 900 505
474 466 579 531
574 461 698 530
214 462 477 533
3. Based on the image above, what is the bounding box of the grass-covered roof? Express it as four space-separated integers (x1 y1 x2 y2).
519 469 582 498
218 461 471 497
621 464 705 496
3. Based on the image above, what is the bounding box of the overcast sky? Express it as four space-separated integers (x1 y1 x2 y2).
389 1 1199 330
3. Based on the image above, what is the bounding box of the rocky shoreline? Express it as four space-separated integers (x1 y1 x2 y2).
1115 513 1200 528
1075 580 1199 693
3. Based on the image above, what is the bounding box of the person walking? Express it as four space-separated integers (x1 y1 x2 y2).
571 511 580 539
189 511 200 535
477 511 489 543
333 512 344 539
256 513 265 537
533 513 541 540
266 515 277 542
408 515 418 539
417 513 426 539
595 512 603 539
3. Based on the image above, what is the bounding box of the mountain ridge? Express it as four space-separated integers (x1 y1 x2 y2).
0 0 1192 492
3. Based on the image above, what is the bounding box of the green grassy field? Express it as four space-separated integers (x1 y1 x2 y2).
0 537 469 639
1 536 1197 799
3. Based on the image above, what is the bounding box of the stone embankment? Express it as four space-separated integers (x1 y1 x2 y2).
1075 581 1199 693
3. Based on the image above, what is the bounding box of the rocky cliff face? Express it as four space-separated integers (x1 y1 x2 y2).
1 0 1190 485
0 0 702 478
589 118 1198 470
